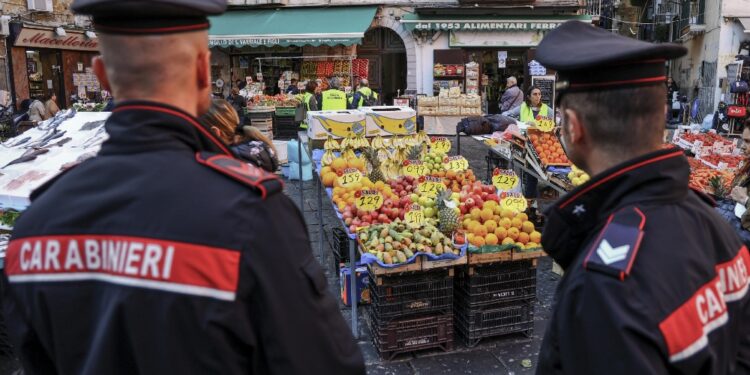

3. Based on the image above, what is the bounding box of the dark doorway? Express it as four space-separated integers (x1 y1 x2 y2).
358 27 406 106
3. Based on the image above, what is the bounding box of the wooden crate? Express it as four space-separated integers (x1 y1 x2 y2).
367 257 423 276
512 249 546 261
422 255 467 271
467 251 513 265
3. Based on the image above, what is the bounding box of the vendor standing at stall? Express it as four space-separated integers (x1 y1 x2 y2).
300 81 319 130
729 118 750 229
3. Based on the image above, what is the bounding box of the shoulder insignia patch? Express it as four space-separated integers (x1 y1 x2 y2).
583 206 646 280
196 152 283 199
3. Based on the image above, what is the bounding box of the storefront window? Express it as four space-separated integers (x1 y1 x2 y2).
24 49 62 102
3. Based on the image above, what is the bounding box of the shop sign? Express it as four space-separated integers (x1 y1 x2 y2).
410 21 566 32
209 36 360 48
449 31 546 47
15 28 98 52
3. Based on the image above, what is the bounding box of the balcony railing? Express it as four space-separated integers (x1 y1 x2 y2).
679 0 706 37
584 0 602 18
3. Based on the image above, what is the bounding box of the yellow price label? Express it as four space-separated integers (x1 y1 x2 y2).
337 168 363 187
534 117 555 133
402 161 428 178
431 137 452 154
501 193 528 213
417 176 444 198
492 170 519 191
404 204 425 228
355 190 384 212
443 156 469 172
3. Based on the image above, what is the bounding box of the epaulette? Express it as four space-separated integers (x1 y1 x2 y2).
195 152 283 199
583 206 645 281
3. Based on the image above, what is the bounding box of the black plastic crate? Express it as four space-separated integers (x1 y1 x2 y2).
455 260 537 308
455 299 534 348
329 227 351 265
366 311 454 360
369 270 453 322
274 116 299 139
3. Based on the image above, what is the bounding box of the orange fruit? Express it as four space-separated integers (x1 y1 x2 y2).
472 236 486 247
484 220 498 233
530 231 542 243
494 227 508 239
321 166 333 176
467 233 475 243
480 208 494 222
322 172 337 187
470 208 482 221
484 200 498 210
500 218 512 229
526 242 539 249
501 209 515 219
507 227 520 240
493 205 503 216
521 221 535 234
518 232 530 245
485 233 499 245
516 213 528 222
473 225 488 238
501 237 515 245
331 158 347 172
511 218 523 229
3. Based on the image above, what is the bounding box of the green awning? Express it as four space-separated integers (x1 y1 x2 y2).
400 14 591 32
209 6 377 48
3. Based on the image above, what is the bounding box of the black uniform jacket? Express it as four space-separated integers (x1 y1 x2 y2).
2 101 365 375
538 148 750 374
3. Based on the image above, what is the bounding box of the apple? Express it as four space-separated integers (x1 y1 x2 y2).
459 203 468 215
481 192 488 200
344 218 353 225
352 218 361 226
465 197 475 208
349 225 357 233
487 194 500 202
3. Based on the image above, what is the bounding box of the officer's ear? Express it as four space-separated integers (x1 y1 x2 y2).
92 56 112 93
197 50 210 91
563 108 586 146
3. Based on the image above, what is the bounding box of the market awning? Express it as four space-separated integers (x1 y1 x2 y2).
739 18 750 33
209 6 377 48
399 14 591 32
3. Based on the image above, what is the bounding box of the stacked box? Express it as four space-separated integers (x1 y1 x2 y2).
367 269 454 359
454 260 537 347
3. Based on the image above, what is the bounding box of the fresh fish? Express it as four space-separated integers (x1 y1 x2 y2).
3 148 50 168
37 131 66 147
6 137 31 147
80 120 106 131
52 137 72 147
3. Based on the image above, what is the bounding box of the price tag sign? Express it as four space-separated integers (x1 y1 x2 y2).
443 156 469 172
355 189 384 211
492 169 519 192
534 117 555 132
417 176 444 198
501 192 528 213
404 204 425 228
431 137 452 154
337 168 363 187
402 160 428 178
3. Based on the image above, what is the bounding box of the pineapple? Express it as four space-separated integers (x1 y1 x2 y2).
406 145 422 161
709 176 728 198
437 189 459 237
363 148 386 183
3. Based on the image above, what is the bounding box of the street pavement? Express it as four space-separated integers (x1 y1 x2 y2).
285 136 560 374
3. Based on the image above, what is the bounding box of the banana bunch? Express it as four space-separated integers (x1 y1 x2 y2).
354 134 370 149
396 146 410 164
405 133 420 147
383 158 402 180
417 130 430 145
340 135 354 150
342 148 357 161
321 150 336 167
324 136 340 151
391 136 404 149
370 134 386 149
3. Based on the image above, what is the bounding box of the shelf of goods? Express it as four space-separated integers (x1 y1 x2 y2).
670 129 742 197
299 59 369 81
312 129 545 357
418 94 483 135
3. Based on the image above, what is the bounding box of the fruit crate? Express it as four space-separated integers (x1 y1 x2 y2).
455 260 537 308
328 227 352 272
454 299 534 347
369 269 453 322
274 106 296 117
366 310 454 360
274 115 299 140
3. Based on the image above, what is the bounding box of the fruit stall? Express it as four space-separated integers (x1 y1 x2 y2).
298 110 547 358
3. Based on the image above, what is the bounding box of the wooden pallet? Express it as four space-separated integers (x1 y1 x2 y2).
422 255 467 271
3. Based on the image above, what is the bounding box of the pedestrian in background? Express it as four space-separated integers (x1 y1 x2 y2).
499 76 524 112
535 21 750 374
226 87 246 125
27 95 48 122
45 91 60 117
1 1 365 374
321 77 347 111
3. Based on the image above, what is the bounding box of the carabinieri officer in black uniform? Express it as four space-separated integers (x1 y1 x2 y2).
2 1 365 374
534 22 750 374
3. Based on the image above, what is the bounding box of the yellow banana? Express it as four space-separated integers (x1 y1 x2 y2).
321 150 336 167
368 113 417 135
314 116 366 138
324 136 341 151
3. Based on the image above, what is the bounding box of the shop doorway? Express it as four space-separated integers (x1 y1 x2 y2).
25 49 64 104
358 28 406 105
469 49 528 114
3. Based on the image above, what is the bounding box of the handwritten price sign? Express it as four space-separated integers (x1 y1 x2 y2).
492 169 519 191
417 176 444 198
443 156 469 172
501 193 528 213
402 160 428 178
337 168 363 187
356 189 384 211
404 204 425 228
431 137 452 154
535 117 555 133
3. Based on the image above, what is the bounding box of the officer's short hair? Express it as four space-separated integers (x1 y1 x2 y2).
329 77 341 90
560 84 665 152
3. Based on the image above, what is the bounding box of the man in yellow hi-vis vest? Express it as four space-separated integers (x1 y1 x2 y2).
321 77 347 111
348 79 379 109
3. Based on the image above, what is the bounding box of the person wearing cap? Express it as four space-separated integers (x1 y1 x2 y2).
535 21 750 374
321 77 347 111
1 1 365 375
348 78 379 109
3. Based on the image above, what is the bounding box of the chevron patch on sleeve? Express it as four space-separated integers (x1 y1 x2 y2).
583 206 646 280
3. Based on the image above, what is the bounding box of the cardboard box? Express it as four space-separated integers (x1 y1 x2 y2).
361 106 418 137
306 110 367 140
340 266 371 306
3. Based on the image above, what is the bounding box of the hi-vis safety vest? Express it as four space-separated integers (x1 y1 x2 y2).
519 103 550 123
348 87 379 108
321 89 347 111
